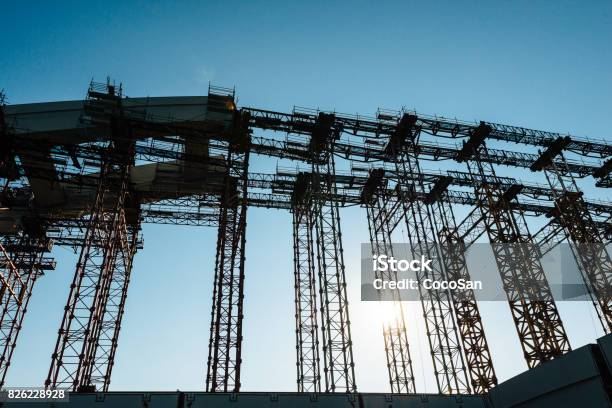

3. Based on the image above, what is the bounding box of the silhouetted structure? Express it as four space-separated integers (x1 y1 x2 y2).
0 80 610 397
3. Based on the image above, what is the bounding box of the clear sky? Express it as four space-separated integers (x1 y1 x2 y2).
2 0 611 392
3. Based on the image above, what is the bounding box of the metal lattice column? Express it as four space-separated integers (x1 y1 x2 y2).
460 128 571 368
206 137 250 392
386 112 469 394
83 220 140 391
389 112 496 392
313 157 356 393
365 187 415 394
0 235 52 387
46 152 132 391
474 180 571 367
398 182 470 394
292 203 321 392
542 152 612 333
432 197 497 393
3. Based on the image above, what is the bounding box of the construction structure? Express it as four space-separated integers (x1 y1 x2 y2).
0 80 611 403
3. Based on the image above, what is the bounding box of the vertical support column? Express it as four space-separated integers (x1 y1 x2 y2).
47 80 135 391
0 93 56 386
385 113 469 394
0 234 53 387
312 156 356 393
398 179 469 394
364 175 415 393
432 196 497 393
46 152 132 390
292 197 321 392
458 124 571 368
475 180 570 367
541 151 612 333
85 218 141 391
206 111 250 392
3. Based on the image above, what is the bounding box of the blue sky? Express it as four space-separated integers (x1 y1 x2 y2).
2 0 611 392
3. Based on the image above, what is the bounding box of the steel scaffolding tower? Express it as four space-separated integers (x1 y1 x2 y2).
0 233 54 387
45 153 133 390
87 219 140 391
430 194 497 393
0 92 55 386
398 183 471 394
291 173 321 392
314 170 356 392
384 113 469 394
308 112 356 393
531 139 612 333
206 91 251 392
2 81 612 393
363 169 415 394
46 82 136 391
457 123 571 368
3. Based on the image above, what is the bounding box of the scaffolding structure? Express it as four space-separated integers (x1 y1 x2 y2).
206 88 251 392
363 168 415 393
0 234 54 387
309 113 356 393
531 139 612 333
456 124 571 368
430 195 497 393
394 132 470 395
0 81 610 396
0 91 57 387
45 82 138 391
291 173 321 392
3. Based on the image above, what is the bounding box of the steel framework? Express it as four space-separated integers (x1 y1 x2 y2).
374 112 470 394
363 169 415 393
1 92 57 387
206 90 251 392
291 173 321 392
363 112 495 394
0 234 54 387
310 114 356 393
430 195 497 393
397 163 469 394
46 82 137 391
1 81 611 394
531 139 612 333
457 124 571 368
